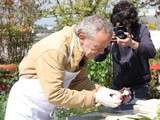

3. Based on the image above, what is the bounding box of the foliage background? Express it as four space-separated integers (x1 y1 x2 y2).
0 0 50 63
0 0 160 119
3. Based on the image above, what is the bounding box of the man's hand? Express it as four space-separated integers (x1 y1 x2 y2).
95 87 122 108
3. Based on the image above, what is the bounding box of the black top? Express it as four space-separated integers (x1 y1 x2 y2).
95 24 156 89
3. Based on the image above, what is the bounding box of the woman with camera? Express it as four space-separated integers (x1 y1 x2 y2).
95 0 156 99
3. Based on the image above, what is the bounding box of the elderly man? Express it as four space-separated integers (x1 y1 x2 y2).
5 15 123 120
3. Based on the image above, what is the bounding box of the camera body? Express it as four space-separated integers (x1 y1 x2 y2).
113 26 128 39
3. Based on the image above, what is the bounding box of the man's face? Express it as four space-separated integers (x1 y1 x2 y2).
82 29 111 59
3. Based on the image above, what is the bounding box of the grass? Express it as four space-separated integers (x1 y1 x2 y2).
0 92 8 120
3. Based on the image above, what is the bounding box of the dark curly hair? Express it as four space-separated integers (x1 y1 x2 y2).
110 1 139 30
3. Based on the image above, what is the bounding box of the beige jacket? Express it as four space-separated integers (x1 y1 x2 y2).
19 26 97 108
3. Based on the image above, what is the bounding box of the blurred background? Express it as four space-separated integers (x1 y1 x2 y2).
0 0 160 119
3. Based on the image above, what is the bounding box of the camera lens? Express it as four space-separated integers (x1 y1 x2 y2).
113 26 128 39
116 30 127 39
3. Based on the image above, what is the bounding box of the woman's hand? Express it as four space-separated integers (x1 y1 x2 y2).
116 32 139 49
116 32 132 47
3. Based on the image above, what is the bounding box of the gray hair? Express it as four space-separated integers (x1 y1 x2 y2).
74 15 112 39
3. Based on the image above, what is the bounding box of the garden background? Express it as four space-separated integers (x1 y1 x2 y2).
0 0 160 119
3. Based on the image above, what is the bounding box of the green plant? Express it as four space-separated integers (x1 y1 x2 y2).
0 63 18 120
0 68 18 87
148 49 160 99
87 54 112 87
0 92 8 120
155 49 160 59
150 49 160 65
44 0 112 31
53 106 100 119
0 0 49 63
0 69 18 120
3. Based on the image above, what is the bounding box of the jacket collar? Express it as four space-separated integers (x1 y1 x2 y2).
64 25 85 71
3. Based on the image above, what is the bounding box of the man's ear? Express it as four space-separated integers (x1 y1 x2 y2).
78 32 86 44
78 32 86 40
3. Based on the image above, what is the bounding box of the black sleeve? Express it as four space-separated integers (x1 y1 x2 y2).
95 46 110 62
137 24 156 58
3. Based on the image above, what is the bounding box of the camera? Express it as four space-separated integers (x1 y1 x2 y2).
113 26 128 39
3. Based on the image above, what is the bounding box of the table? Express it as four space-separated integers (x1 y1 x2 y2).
67 104 140 120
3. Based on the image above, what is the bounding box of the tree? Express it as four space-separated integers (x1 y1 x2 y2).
0 0 49 63
45 0 111 30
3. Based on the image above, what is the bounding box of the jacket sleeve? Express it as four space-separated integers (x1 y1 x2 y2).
137 25 156 58
35 50 96 108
